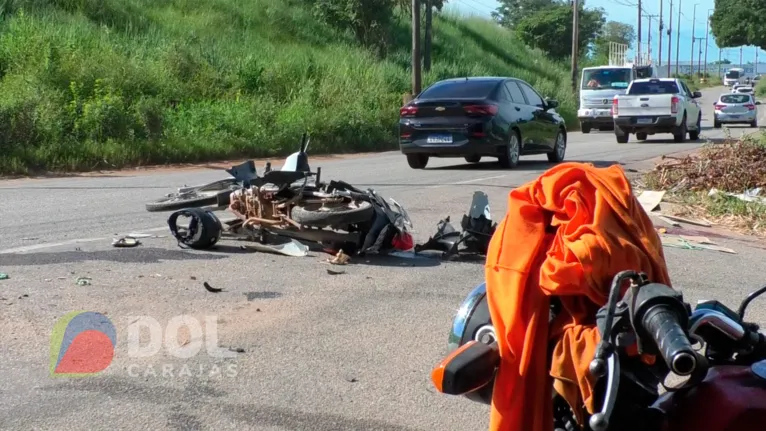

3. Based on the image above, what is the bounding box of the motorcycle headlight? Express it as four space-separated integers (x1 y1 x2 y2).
448 282 495 352
447 282 496 405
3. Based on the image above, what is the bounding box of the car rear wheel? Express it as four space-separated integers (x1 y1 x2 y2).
406 154 429 169
464 155 481 163
751 119 759 128
581 123 591 134
499 130 520 169
615 125 629 144
547 130 566 163
714 119 721 129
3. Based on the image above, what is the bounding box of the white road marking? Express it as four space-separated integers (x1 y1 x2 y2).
0 226 168 254
425 174 507 189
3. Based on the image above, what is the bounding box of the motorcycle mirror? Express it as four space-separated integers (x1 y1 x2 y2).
430 340 499 396
737 285 766 319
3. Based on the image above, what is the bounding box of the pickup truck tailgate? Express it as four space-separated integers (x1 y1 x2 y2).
616 94 674 117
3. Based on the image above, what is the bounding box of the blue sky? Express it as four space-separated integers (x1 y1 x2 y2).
447 0 763 65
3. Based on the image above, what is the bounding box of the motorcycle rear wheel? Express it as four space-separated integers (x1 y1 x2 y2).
291 200 374 227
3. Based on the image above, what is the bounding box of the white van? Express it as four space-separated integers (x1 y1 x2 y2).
578 64 655 133
724 68 745 87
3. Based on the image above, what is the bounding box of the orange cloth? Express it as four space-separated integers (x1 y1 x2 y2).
484 162 671 431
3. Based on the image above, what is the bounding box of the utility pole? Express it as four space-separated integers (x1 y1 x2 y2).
718 48 722 80
637 0 642 62
675 0 681 76
645 15 659 62
571 0 579 92
740 46 743 69
756 48 759 76
695 37 704 79
411 0 421 95
658 0 663 67
667 0 673 76
424 0 433 72
690 3 699 76
704 9 712 77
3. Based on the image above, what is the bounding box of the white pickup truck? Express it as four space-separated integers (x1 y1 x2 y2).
611 78 702 143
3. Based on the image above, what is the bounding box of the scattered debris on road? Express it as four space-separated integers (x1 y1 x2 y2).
660 235 737 254
244 239 309 257
415 191 496 259
640 137 766 236
228 346 245 353
112 236 141 247
327 249 350 265
0 273 8 280
203 281 223 293
326 268 346 275
75 277 92 285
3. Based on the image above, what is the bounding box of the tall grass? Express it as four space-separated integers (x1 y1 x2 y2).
0 0 575 175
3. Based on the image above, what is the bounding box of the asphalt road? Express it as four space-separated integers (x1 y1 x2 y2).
1 86 766 430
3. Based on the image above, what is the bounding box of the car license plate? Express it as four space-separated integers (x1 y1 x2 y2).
636 117 653 124
426 134 453 144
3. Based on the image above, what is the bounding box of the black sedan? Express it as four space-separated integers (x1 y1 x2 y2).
398 77 567 169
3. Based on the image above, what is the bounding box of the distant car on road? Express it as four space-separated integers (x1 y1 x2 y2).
398 77 567 169
734 86 754 95
713 93 760 128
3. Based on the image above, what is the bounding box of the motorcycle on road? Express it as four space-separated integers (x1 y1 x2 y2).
432 270 766 430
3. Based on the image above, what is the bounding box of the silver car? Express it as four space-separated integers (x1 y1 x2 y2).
713 93 760 128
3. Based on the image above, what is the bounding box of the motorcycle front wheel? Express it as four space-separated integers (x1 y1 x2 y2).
291 200 374 227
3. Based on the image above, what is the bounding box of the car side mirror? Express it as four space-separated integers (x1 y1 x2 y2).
546 99 559 109
692 91 702 98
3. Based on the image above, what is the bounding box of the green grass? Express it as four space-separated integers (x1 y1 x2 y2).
0 0 577 175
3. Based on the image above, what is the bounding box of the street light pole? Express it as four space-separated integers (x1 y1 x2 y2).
658 0 663 67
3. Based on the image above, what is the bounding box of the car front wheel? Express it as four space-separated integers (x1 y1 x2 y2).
547 130 566 163
499 131 521 169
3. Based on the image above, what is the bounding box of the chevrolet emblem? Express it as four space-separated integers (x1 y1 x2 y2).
435 106 445 111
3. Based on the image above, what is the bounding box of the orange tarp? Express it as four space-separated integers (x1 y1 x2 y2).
484 162 671 431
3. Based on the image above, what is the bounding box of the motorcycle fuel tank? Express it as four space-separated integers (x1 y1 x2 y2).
655 361 766 431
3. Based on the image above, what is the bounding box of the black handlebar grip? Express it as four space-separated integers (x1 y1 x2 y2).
641 304 697 376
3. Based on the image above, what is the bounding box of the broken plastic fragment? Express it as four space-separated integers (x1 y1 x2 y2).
246 239 309 257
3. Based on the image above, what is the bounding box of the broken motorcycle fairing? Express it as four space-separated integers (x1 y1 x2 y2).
167 207 223 250
415 191 496 258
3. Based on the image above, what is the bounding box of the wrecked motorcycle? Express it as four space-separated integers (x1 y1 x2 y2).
160 134 414 254
146 133 319 213
431 271 766 431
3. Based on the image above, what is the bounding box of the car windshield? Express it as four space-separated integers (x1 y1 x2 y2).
721 94 751 104
419 80 497 99
627 80 680 95
581 68 631 90
725 70 741 79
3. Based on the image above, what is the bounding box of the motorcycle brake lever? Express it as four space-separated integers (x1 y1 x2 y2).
588 350 621 431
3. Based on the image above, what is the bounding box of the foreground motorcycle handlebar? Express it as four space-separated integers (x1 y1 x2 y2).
640 304 697 375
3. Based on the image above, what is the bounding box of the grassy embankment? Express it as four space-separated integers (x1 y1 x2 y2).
0 0 577 175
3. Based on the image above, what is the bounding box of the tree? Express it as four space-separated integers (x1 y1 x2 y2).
492 0 557 28
709 0 766 50
593 21 635 60
514 4 606 60
310 0 396 52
